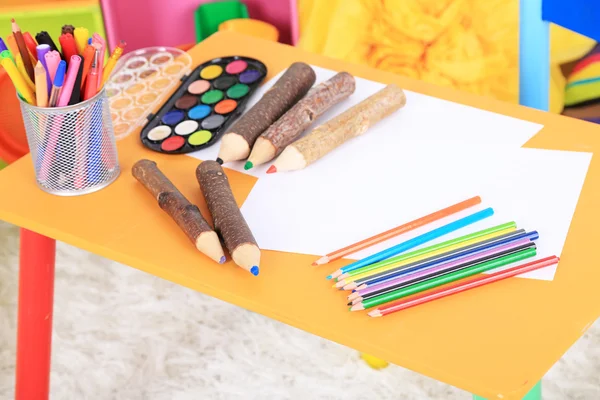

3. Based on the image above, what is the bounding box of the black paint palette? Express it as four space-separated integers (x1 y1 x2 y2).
140 56 267 154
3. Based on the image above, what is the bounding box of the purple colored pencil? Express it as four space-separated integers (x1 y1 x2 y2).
0 37 7 53
36 44 52 95
355 238 533 297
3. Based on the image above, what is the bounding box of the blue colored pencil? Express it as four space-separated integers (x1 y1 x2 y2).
332 207 494 276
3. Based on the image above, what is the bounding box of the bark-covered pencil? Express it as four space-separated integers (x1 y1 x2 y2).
267 84 406 173
245 72 356 170
132 160 225 264
196 161 261 276
216 62 316 164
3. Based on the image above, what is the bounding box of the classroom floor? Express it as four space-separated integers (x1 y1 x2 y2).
0 220 598 399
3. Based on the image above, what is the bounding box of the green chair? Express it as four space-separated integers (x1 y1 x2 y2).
195 0 249 42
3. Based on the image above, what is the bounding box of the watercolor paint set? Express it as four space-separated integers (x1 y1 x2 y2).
140 56 267 154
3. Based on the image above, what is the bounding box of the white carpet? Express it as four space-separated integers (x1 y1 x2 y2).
0 221 598 399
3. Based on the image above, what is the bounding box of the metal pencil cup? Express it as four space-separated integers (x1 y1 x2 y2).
19 89 120 196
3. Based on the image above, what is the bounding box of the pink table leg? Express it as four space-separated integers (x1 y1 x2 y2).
15 229 56 400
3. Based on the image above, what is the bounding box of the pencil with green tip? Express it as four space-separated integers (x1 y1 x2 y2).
350 247 537 311
244 72 356 170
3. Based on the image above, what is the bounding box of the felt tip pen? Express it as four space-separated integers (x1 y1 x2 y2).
49 60 66 107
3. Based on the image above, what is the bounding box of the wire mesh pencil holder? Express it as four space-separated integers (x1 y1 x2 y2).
19 89 120 196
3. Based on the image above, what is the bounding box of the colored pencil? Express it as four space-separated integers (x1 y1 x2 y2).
314 196 482 266
332 222 518 282
350 247 537 311
349 240 535 304
368 256 560 317
0 37 7 53
11 19 34 81
5 34 18 57
101 40 126 87
328 207 494 278
34 61 48 107
342 230 537 291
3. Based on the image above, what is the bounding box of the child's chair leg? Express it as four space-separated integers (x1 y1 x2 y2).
473 381 542 400
360 353 389 369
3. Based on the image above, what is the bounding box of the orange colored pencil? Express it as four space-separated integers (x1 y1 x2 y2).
312 196 482 266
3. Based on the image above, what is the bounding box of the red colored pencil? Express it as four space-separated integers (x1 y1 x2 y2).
313 196 482 265
368 256 559 317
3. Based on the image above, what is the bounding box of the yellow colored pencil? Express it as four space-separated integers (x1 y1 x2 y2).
334 227 517 288
16 54 35 91
101 40 126 87
1 56 35 104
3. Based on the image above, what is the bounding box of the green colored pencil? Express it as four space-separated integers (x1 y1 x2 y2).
336 222 517 281
350 247 536 311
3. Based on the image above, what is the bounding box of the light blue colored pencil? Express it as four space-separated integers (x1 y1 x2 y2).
335 207 494 276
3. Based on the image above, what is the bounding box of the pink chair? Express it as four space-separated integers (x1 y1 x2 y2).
100 0 299 52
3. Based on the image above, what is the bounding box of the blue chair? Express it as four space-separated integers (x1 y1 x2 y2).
519 0 600 111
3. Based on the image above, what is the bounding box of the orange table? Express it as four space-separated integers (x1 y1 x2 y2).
1 32 599 399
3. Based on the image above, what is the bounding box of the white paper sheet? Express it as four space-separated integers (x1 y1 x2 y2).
240 145 592 280
186 64 584 281
187 66 544 177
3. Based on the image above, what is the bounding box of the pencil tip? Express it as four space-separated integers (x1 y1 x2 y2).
219 256 226 264
326 275 332 280
216 157 223 165
244 161 253 170
11 18 15 23
250 266 259 276
266 165 277 174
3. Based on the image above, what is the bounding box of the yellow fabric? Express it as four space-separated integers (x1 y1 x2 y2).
297 0 596 113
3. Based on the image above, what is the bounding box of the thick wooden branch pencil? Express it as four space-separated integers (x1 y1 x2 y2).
132 160 225 264
268 84 406 174
216 62 316 164
316 196 481 267
196 161 261 276
245 72 356 170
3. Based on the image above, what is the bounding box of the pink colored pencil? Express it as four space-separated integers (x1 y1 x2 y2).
368 256 560 317
354 238 533 297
